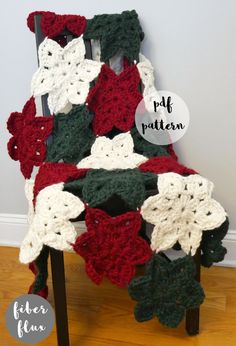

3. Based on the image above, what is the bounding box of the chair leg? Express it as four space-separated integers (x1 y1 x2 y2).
50 248 70 346
185 248 201 335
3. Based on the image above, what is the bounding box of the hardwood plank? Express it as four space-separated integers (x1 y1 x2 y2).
1 247 236 346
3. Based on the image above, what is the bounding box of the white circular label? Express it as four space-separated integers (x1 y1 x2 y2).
135 90 190 145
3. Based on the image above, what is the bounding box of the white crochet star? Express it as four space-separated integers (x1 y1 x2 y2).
141 172 227 255
19 182 84 264
77 132 148 170
31 36 103 114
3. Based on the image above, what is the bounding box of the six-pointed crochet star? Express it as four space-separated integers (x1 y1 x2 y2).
87 64 142 135
128 254 205 328
141 172 227 255
20 183 85 264
7 97 53 179
46 105 95 163
74 207 152 287
31 36 103 114
77 132 147 170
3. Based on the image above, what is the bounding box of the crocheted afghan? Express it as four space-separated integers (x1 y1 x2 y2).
6 10 229 330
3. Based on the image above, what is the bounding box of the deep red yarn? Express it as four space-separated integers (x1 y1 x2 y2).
27 11 87 38
7 97 53 179
74 208 152 287
139 156 197 175
28 262 48 299
33 162 88 205
87 64 142 135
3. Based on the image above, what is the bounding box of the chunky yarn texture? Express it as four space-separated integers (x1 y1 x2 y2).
128 254 205 327
31 36 103 114
7 97 53 178
141 173 227 255
84 10 144 62
74 208 152 287
6 10 229 330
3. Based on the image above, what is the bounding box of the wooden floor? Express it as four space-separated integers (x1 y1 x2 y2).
1 247 236 346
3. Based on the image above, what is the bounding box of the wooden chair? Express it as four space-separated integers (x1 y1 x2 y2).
33 14 201 346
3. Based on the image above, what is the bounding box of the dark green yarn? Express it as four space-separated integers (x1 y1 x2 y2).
84 10 144 62
32 246 49 294
46 105 95 164
131 128 170 158
128 254 205 328
64 169 157 209
201 218 229 267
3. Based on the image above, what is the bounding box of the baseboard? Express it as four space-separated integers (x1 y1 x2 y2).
0 213 236 267
0 213 28 247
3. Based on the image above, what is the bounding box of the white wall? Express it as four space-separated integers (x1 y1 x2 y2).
0 0 235 229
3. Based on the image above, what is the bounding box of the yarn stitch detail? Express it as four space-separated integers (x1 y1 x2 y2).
128 254 205 327
31 37 103 114
7 97 53 178
20 183 85 264
139 157 196 175
77 133 147 170
33 162 88 206
84 10 144 62
200 217 229 267
70 169 150 209
27 11 87 38
73 208 152 287
141 173 227 255
46 105 95 163
87 64 142 135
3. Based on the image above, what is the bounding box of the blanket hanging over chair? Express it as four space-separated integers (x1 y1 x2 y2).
6 10 229 329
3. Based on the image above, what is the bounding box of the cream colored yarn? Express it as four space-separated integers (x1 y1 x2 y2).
31 36 103 114
141 172 227 255
20 182 84 264
77 132 148 170
137 54 163 113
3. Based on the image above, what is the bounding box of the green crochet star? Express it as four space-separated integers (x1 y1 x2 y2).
46 105 95 164
131 128 170 158
64 169 157 209
200 217 229 267
128 254 205 328
84 10 144 62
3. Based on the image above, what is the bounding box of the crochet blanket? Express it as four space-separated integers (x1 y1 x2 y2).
6 10 229 329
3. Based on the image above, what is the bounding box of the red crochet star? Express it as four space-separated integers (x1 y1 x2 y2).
7 97 53 179
87 64 142 135
139 156 197 175
27 11 87 39
74 208 152 287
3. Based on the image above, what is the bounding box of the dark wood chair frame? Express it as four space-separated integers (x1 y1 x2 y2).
33 15 201 346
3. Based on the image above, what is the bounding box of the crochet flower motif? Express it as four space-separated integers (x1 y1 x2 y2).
128 254 205 328
77 133 147 170
87 64 142 135
141 173 227 255
20 182 84 264
7 97 53 179
46 105 95 163
84 10 144 62
27 11 87 38
31 37 103 114
73 208 152 287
